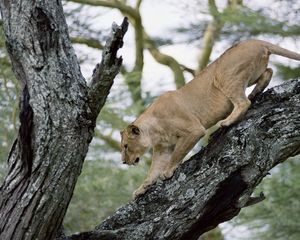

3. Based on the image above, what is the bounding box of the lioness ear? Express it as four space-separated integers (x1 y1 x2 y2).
128 124 140 136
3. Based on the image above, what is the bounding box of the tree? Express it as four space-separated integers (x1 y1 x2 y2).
0 1 128 239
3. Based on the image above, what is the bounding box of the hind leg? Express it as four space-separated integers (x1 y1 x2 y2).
219 87 251 127
248 68 273 101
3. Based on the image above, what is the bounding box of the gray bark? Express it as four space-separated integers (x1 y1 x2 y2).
0 1 127 239
67 79 300 240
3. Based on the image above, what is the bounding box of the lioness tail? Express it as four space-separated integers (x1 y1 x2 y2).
262 40 300 60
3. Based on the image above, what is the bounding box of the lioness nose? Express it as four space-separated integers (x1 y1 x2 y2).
135 157 140 163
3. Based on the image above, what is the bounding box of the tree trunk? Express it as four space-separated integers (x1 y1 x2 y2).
67 79 300 240
0 1 127 239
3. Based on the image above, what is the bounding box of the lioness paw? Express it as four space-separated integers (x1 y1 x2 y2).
161 168 176 180
133 187 146 200
219 119 232 127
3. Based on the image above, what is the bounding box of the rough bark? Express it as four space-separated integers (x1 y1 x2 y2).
67 79 300 240
0 1 128 239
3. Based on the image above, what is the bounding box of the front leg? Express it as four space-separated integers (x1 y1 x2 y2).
162 126 206 179
133 178 156 199
133 146 172 199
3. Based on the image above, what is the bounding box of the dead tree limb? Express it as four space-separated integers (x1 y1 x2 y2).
68 79 300 240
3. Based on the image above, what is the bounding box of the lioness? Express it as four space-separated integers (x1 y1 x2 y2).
120 39 300 199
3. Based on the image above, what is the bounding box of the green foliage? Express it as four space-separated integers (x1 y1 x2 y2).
221 7 300 38
173 1 300 43
63 159 146 234
234 157 300 240
275 64 300 81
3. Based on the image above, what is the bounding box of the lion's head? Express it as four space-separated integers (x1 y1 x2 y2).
120 124 149 165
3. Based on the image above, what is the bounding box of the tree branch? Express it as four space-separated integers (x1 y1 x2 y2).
88 17 129 120
144 34 186 88
180 64 196 77
95 131 121 151
67 79 300 239
0 1 92 238
71 36 103 49
197 0 242 72
197 0 223 71
135 0 143 9
68 0 140 19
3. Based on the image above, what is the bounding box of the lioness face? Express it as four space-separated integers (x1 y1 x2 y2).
120 125 147 165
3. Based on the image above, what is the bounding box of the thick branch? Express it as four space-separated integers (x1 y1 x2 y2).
67 79 300 240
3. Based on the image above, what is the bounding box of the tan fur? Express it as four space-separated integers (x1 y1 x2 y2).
120 39 300 199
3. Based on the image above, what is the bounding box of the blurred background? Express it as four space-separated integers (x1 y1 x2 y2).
0 0 299 239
